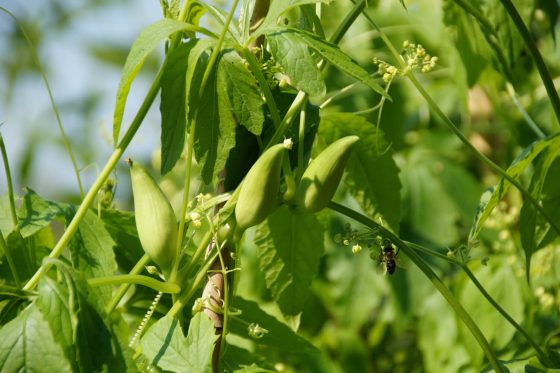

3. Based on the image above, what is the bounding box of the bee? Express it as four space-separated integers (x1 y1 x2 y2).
378 239 399 275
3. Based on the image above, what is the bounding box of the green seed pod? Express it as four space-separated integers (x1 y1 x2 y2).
294 135 359 213
129 160 178 273
235 143 286 231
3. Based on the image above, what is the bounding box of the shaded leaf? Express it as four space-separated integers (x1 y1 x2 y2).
470 134 560 241
113 19 205 145
160 40 196 175
141 313 216 372
101 209 144 272
254 206 324 316
268 31 326 97
257 0 331 36
320 113 401 231
218 50 264 135
17 188 70 238
193 52 237 185
0 304 73 372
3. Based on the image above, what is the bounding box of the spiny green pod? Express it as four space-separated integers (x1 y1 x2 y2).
294 136 359 213
129 159 178 273
235 143 287 231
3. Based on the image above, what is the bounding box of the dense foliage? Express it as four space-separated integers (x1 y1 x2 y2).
1 0 560 372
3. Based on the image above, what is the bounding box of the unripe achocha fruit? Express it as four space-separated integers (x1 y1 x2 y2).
129 160 178 273
235 143 286 231
294 136 359 213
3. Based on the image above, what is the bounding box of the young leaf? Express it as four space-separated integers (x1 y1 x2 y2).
470 134 560 241
320 113 402 231
194 53 237 185
0 304 73 372
68 210 118 305
141 313 217 372
267 31 326 97
281 29 388 97
113 19 207 145
160 40 196 175
218 50 264 135
254 206 324 316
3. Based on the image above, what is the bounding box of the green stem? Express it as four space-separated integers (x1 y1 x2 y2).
88 274 180 294
0 7 84 199
0 229 21 287
505 83 546 139
405 241 554 366
296 104 306 183
329 0 365 45
267 91 308 147
498 0 560 127
105 254 151 314
22 63 166 292
0 133 18 228
328 202 506 373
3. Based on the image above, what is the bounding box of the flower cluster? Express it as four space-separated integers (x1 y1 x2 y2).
373 40 438 83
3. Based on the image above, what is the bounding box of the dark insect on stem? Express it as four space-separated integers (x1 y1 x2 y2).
379 239 399 275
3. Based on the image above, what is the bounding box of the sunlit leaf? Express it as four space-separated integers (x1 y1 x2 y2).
141 313 216 372
268 31 326 97
0 304 73 372
256 0 332 36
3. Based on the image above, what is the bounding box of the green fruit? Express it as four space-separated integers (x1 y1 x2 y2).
235 143 286 230
130 160 178 272
294 136 359 213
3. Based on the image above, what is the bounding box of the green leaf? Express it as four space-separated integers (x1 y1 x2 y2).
141 313 217 372
0 304 73 372
194 52 237 185
113 19 204 145
254 206 324 316
68 210 118 305
520 150 560 281
281 28 388 97
218 50 264 135
101 209 144 272
267 31 326 97
257 0 331 36
442 2 491 86
37 275 113 372
160 40 196 175
470 134 560 241
0 193 15 236
18 188 70 238
229 296 330 371
320 113 402 231
460 258 524 351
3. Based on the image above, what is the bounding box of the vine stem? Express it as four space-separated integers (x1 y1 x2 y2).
358 10 560 237
328 202 506 373
105 254 151 314
0 133 18 229
497 0 560 127
405 241 553 367
0 7 84 199
88 274 180 294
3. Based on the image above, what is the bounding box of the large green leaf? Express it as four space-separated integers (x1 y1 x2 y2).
280 28 387 97
254 206 324 316
18 188 70 238
218 50 264 135
141 313 216 372
267 31 326 97
68 210 118 305
193 53 237 185
470 134 560 241
0 304 73 372
320 113 402 231
160 40 196 175
113 19 206 145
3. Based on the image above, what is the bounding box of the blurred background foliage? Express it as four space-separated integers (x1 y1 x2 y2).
2 0 560 371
